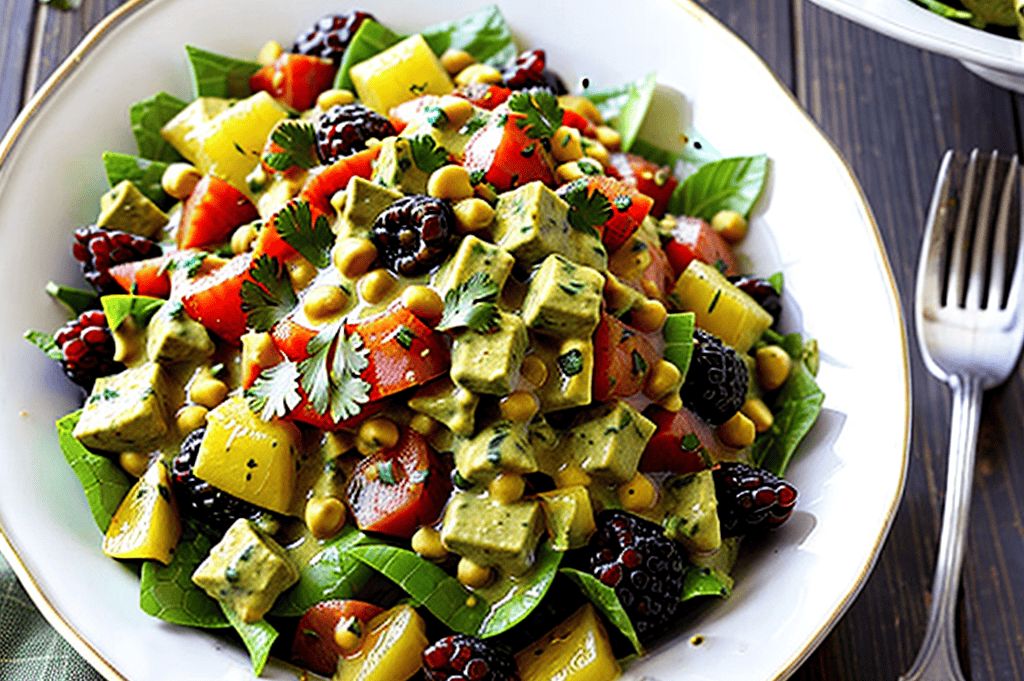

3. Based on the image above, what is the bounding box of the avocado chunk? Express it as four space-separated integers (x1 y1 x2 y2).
97 180 169 239
146 300 215 364
440 491 544 576
433 234 515 299
398 98 487 161
555 401 655 484
490 182 607 271
371 136 449 195
191 518 299 623
454 420 537 484
536 485 596 550
661 470 722 554
73 361 174 452
530 335 594 413
450 310 528 395
407 376 479 437
334 175 403 239
522 254 604 338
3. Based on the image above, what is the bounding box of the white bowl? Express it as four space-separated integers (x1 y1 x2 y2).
0 1 909 679
807 0 1024 91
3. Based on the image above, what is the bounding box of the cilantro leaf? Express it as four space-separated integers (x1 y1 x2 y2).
437 272 500 333
274 200 334 269
240 255 298 332
297 322 371 422
507 90 563 140
408 135 450 175
245 361 303 420
264 121 317 171
24 330 63 361
559 179 611 239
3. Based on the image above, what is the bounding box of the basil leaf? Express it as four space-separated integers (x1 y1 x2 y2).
680 564 732 601
474 542 562 638
750 361 825 476
102 152 172 210
101 295 165 331
184 45 261 99
345 544 487 635
559 567 644 657
270 525 376 617
56 411 133 533
24 330 63 361
334 20 404 91
130 92 188 162
45 281 99 316
221 604 278 677
420 5 517 67
139 518 229 628
668 154 769 221
910 0 974 21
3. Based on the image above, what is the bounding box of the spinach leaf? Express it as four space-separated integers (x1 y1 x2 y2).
668 154 769 221
583 72 657 153
345 544 487 635
221 604 278 677
56 411 133 533
334 20 404 91
139 518 229 628
680 564 732 601
185 45 261 99
270 525 376 617
102 152 172 210
39 0 80 9
420 5 518 67
23 330 62 361
911 0 973 20
559 567 644 657
130 92 188 162
474 542 562 638
101 295 165 331
46 281 99 316
750 360 825 476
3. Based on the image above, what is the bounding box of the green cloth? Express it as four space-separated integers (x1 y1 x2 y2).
0 553 103 680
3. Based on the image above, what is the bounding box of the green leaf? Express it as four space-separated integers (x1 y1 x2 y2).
296 321 371 421
911 0 974 19
273 201 334 269
56 411 133 533
45 282 99 316
245 361 303 421
101 295 165 331
265 121 317 171
750 361 825 476
24 330 63 361
139 518 230 628
680 564 732 601
559 178 611 239
768 271 784 294
39 0 81 9
437 272 500 333
334 20 404 91
616 71 656 153
130 92 188 162
345 544 488 635
474 541 563 638
184 45 261 99
420 5 518 67
221 604 278 676
559 567 644 657
408 136 450 175
668 154 769 221
271 525 377 616
102 152 172 210
241 255 299 332
507 90 563 141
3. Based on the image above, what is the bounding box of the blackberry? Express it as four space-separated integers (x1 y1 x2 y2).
501 49 567 95
53 310 122 389
371 195 454 277
679 328 749 426
583 510 685 642
292 11 375 65
314 103 396 164
422 634 518 681
713 462 797 537
72 225 161 296
728 274 782 328
171 428 265 530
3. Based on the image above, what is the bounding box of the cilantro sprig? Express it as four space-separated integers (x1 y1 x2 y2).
559 179 612 239
240 255 299 332
299 322 371 421
262 121 317 172
246 361 303 421
507 90 563 141
274 200 334 269
437 272 500 333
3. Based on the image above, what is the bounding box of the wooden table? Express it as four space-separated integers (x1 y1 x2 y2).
2 1 1023 679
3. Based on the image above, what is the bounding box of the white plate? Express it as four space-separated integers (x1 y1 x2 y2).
807 0 1024 92
0 1 909 680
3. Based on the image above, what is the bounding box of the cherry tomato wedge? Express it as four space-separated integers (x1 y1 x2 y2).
179 252 254 345
249 53 336 112
108 255 171 298
608 152 678 218
663 216 739 277
462 103 555 193
298 145 381 217
177 175 259 251
592 312 660 402
291 600 385 677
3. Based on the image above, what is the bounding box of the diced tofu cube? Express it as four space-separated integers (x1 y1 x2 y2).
522 254 604 338
407 376 479 437
531 335 593 413
450 310 528 395
398 98 487 161
146 301 215 364
103 461 181 564
661 470 722 554
536 485 596 550
454 420 536 484
194 396 301 515
349 34 454 114
73 362 174 452
97 180 168 239
440 492 544 576
334 176 403 239
191 518 299 623
490 182 607 270
556 401 655 484
433 234 514 299
160 97 231 163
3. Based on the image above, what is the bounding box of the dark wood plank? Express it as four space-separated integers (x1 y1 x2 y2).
0 0 38 136
699 0 796 90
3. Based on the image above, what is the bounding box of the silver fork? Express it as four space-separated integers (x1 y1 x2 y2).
905 149 1024 681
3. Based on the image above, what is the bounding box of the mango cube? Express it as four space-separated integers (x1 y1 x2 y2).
349 34 454 114
194 91 289 192
103 461 181 564
516 604 621 681
335 605 428 681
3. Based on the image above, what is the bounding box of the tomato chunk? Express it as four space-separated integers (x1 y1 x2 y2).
108 255 171 298
462 103 555 193
641 403 736 469
179 252 253 344
663 216 739 277
609 152 678 218
291 600 385 677
177 175 259 251
298 145 380 217
592 312 660 402
249 53 336 112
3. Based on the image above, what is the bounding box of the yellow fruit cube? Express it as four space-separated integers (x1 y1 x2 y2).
195 91 289 192
335 605 428 681
160 97 231 163
349 34 454 114
193 396 301 515
103 461 181 564
516 604 621 681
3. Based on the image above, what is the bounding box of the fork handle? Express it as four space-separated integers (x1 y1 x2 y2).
900 374 982 681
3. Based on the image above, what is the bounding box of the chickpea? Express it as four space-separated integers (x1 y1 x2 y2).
257 40 283 66
334 617 364 653
658 391 683 413
357 418 400 456
452 198 495 234
401 285 444 325
440 48 476 76
555 161 586 184
756 345 792 391
553 463 591 489
617 472 658 512
190 378 228 409
519 355 549 389
631 298 668 334
409 413 439 438
359 268 396 304
287 257 318 292
551 126 583 163
427 165 474 202
305 497 347 540
303 285 348 324
499 391 538 424
176 405 208 435
457 558 494 589
317 88 355 111
558 94 603 125
437 95 475 129
717 411 756 448
119 451 150 478
411 526 448 561
741 397 775 433
582 139 610 168
230 222 259 254
334 238 379 280
489 473 526 505
161 163 202 201
594 125 622 152
454 63 503 87
643 360 682 401
711 209 748 244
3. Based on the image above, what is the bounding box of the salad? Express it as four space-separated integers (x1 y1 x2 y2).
25 5 824 680
911 0 1024 38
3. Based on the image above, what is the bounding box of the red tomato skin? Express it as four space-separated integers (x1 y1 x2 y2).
462 105 555 192
560 108 596 137
609 152 679 218
592 312 660 402
298 145 380 217
345 428 452 538
271 317 319 362
107 256 171 298
663 216 739 277
291 600 385 677
249 54 336 112
642 403 738 466
587 175 654 253
453 83 512 110
179 252 253 344
177 175 259 251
